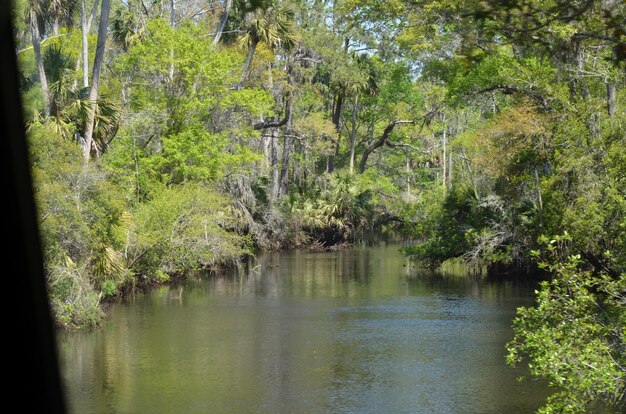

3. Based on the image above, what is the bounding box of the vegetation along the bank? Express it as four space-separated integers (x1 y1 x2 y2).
13 0 625 412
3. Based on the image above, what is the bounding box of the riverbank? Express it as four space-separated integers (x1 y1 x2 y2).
54 229 406 330
33 126 412 329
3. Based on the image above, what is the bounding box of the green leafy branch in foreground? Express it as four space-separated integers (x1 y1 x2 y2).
507 234 626 413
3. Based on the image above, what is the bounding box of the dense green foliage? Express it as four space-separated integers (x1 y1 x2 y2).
13 0 626 411
508 235 625 413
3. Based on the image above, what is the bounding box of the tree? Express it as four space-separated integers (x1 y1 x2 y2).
24 0 51 116
110 0 148 51
236 0 298 89
212 0 232 46
81 0 100 87
40 43 119 149
358 120 414 174
277 61 295 197
48 0 78 35
347 53 379 174
82 0 110 160
473 0 626 62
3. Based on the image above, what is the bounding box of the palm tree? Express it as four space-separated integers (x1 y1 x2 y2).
24 0 78 117
41 44 120 148
43 44 74 117
81 0 100 87
67 88 120 153
82 0 111 160
347 54 379 174
236 1 298 89
24 0 51 116
49 0 78 34
111 1 147 51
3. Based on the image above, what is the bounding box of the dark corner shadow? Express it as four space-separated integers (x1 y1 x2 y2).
2 1 66 412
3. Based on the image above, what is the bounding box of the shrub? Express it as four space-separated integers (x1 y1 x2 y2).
129 183 251 276
507 235 626 413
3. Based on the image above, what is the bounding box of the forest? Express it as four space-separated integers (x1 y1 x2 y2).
12 0 626 412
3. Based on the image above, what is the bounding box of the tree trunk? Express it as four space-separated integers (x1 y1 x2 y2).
168 0 176 81
358 144 375 174
575 44 589 100
212 0 232 46
359 120 413 174
237 39 257 90
270 128 280 199
83 0 111 160
32 18 50 117
442 125 447 191
278 66 295 196
331 92 343 130
81 0 89 88
607 81 616 119
266 47 278 200
332 130 342 172
262 63 273 168
278 130 292 196
87 0 100 30
328 92 344 172
302 140 309 183
262 133 271 166
534 167 543 228
170 0 176 27
448 150 453 188
79 0 100 92
405 145 410 194
349 94 358 174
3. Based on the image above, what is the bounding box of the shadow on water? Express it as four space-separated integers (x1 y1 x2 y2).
58 241 550 414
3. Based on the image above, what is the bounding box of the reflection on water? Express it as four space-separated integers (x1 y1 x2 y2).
58 242 549 414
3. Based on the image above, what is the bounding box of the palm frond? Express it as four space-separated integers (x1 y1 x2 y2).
239 1 299 53
111 6 146 50
44 44 76 114
93 97 121 149
91 244 127 283
46 115 74 140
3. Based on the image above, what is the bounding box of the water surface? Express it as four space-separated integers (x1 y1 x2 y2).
59 243 548 413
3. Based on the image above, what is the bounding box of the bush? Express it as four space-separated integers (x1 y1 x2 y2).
48 259 103 328
100 280 117 299
29 123 252 327
507 235 626 413
129 183 251 275
273 171 399 247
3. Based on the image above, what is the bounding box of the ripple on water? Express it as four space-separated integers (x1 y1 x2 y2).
59 244 549 414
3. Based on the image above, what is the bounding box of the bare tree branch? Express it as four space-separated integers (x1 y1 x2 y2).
358 120 417 173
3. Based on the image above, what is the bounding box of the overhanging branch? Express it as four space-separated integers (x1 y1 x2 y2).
358 110 438 174
478 84 550 110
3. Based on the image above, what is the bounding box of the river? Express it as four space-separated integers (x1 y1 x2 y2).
58 242 549 413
